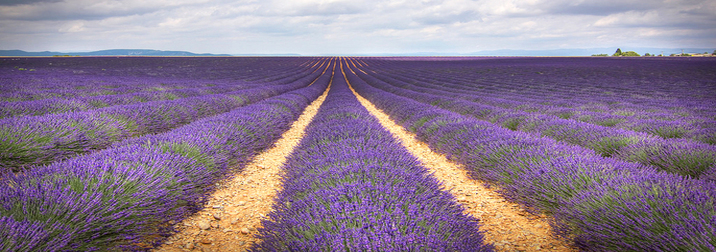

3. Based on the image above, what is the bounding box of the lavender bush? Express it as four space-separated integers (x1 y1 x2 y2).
359 57 716 117
351 65 716 179
0 68 324 172
2 56 713 251
0 57 318 102
360 57 716 144
252 64 492 251
0 63 332 251
346 60 716 251
0 83 257 118
556 173 716 251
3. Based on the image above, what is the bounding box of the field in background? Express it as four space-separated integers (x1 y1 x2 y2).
1 56 714 251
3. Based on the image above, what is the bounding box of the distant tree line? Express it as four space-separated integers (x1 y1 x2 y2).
612 48 640 57
593 49 716 57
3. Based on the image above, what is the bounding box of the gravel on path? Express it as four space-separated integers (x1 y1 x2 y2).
154 79 332 252
345 63 575 252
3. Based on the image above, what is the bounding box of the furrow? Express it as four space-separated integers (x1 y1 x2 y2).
154 64 333 252
345 59 575 252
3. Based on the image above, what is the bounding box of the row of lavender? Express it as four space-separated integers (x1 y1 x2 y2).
0 62 333 251
1 83 263 118
359 57 716 117
0 62 320 118
252 64 492 251
345 58 716 251
0 62 326 173
350 60 716 179
0 57 322 101
381 61 716 118
373 64 716 144
356 58 716 144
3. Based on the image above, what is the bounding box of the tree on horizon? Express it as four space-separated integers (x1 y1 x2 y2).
613 48 622 56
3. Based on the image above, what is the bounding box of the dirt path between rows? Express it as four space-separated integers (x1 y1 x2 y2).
154 59 573 251
154 82 332 252
344 63 575 252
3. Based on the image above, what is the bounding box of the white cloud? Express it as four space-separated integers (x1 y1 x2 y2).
58 21 85 32
0 0 714 54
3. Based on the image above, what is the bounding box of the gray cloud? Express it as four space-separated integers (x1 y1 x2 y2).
263 0 369 17
0 0 713 54
413 9 480 25
0 0 204 21
0 0 62 6
540 0 663 16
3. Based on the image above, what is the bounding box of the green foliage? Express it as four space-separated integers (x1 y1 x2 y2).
563 180 716 251
593 118 624 127
664 151 716 178
589 136 636 157
409 115 435 132
501 117 524 131
611 48 640 56
620 144 715 178
613 48 622 56
591 54 608 57
163 93 179 100
88 100 109 108
694 133 716 145
612 110 635 117
435 128 468 151
228 95 246 105
556 111 574 119
645 125 689 139
156 142 216 172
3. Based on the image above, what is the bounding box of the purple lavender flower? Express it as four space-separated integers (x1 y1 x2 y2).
0 58 333 251
253 63 492 251
345 58 716 251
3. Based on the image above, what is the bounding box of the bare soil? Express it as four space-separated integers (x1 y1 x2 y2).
347 71 575 252
155 63 575 251
153 83 331 252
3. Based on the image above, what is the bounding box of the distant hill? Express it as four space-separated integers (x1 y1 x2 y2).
0 49 232 56
232 53 302 56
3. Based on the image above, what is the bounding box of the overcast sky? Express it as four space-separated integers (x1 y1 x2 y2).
0 0 714 55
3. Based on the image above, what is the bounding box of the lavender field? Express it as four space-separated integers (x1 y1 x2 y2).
1 56 715 251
